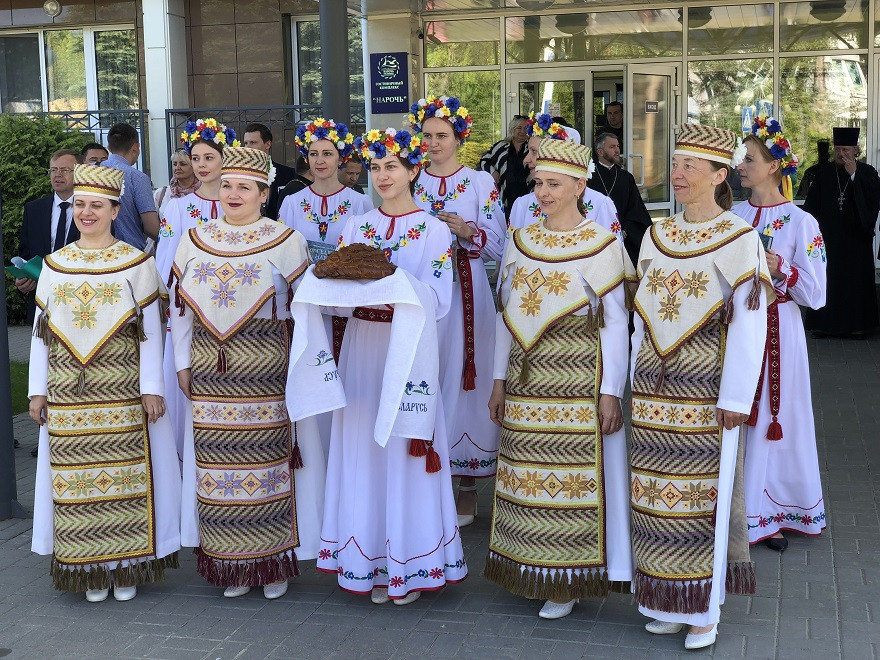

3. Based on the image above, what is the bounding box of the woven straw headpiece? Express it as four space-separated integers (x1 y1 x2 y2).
221 146 275 185
535 139 594 180
74 164 125 201
674 123 744 166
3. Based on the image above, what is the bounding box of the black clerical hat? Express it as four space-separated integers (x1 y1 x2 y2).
832 127 859 146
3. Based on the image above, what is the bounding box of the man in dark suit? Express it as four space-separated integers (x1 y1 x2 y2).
17 149 82 324
242 122 296 219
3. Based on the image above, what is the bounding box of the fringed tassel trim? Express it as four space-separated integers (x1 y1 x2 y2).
217 345 227 374
747 273 762 311
484 552 620 600
409 438 428 457
596 298 605 329
286 283 294 313
290 421 304 469
767 418 783 440
51 552 179 592
725 561 756 595
34 309 51 346
195 547 298 587
634 571 712 614
425 440 441 473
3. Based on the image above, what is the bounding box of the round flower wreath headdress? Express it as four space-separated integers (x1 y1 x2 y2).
749 114 799 199
408 96 473 143
180 118 240 154
353 128 428 166
295 118 356 163
525 112 569 140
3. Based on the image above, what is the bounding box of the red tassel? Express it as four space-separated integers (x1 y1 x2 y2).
747 274 761 311
409 438 428 457
425 442 442 473
747 401 759 426
462 361 476 391
166 270 175 289
767 418 783 441
272 294 278 321
291 423 304 469
217 345 227 373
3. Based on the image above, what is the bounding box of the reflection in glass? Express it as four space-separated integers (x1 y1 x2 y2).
296 17 365 118
0 35 42 112
506 10 682 64
630 72 670 204
779 55 867 190
688 59 773 130
95 30 139 112
516 79 586 141
687 4 774 55
424 19 500 67
780 1 867 51
425 70 501 167
45 30 86 111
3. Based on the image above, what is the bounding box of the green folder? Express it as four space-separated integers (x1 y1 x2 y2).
5 255 43 281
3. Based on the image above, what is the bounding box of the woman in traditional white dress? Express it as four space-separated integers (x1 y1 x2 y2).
486 139 634 620
170 147 322 600
156 119 239 462
278 118 373 265
508 113 621 241
316 128 467 605
408 96 505 524
29 164 180 603
630 124 772 649
733 116 827 550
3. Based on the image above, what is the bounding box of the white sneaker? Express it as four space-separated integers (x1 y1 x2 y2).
393 590 421 606
263 580 288 600
223 585 251 598
113 585 137 601
85 588 109 603
685 624 718 649
538 599 578 619
371 587 390 604
645 619 685 635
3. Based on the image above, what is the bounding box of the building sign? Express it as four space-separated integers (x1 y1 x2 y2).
645 101 659 113
370 52 409 114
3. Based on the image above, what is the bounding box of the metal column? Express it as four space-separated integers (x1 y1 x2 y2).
320 0 351 124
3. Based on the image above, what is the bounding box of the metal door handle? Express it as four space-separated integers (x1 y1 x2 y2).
630 153 645 187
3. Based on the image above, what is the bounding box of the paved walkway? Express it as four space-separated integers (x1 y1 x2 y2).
1 327 879 660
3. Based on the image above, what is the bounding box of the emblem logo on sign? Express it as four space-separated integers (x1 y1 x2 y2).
377 55 400 80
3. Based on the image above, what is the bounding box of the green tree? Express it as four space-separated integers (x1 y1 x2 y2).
0 115 92 324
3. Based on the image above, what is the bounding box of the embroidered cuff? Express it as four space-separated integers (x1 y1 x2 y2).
458 222 487 257
773 254 791 295
787 266 799 288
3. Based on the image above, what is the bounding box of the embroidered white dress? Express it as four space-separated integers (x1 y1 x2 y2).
413 166 506 478
277 185 374 263
156 192 221 462
316 208 468 598
732 200 828 542
508 189 622 240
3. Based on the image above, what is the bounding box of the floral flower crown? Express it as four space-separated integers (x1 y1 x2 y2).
180 118 239 154
750 115 798 177
295 118 356 163
408 96 473 143
353 128 428 166
525 112 568 140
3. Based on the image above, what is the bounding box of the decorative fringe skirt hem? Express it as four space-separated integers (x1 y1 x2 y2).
484 552 625 600
51 552 179 592
195 546 299 587
634 570 711 614
726 561 756 595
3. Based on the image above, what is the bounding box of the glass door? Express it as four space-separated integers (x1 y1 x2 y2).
506 67 591 145
625 64 679 218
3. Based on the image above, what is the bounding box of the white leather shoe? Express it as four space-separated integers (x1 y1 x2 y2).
263 580 288 600
538 599 578 619
456 486 478 528
685 624 718 649
223 585 251 598
85 588 109 603
393 590 421 606
645 619 685 635
370 587 390 604
113 585 137 601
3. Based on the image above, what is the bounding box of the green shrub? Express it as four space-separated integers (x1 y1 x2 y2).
457 140 492 171
0 114 92 324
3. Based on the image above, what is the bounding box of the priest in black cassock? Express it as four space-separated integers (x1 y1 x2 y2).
803 127 880 337
589 131 652 265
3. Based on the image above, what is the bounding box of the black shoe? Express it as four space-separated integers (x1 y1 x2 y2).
764 536 788 552
30 446 38 458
